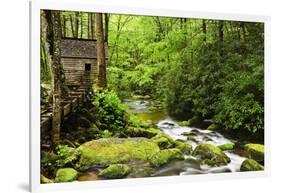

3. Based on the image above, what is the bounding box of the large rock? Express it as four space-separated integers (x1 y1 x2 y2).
192 143 230 166
76 138 160 170
150 148 184 167
240 159 264 171
244 144 264 162
41 175 54 184
218 143 235 151
179 121 190 126
98 164 130 179
174 140 192 154
125 127 160 138
55 168 78 183
151 134 175 149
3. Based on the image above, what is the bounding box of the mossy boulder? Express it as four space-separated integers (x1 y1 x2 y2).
218 143 235 151
76 138 160 170
187 116 200 126
244 144 264 162
240 159 264 171
98 164 130 179
55 168 78 183
179 121 190 126
174 140 192 154
151 134 174 149
125 127 160 138
186 135 197 142
207 124 220 131
192 143 230 166
150 148 184 167
41 175 54 184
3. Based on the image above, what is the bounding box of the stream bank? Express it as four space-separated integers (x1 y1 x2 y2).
41 97 264 183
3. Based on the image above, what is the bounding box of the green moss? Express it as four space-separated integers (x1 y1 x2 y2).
188 117 200 126
131 95 150 100
76 138 160 170
207 124 220 131
244 144 264 162
240 159 264 171
192 143 230 166
186 135 197 142
150 148 184 167
128 115 152 128
151 134 174 149
203 159 217 166
218 143 235 151
98 164 130 179
174 140 192 154
179 121 190 126
125 127 160 138
41 175 54 184
55 168 78 183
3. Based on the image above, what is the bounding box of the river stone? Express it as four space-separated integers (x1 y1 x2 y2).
207 124 220 131
174 140 192 154
98 164 130 179
78 171 98 181
150 148 184 167
41 175 54 184
192 143 230 166
244 144 264 162
55 168 78 183
179 121 190 126
127 161 155 178
151 134 175 149
76 138 160 170
125 127 160 138
240 159 264 171
218 143 235 151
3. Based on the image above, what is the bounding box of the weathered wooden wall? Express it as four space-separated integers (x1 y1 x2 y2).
60 38 108 88
62 58 98 87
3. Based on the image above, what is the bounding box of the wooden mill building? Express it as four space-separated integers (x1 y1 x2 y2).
60 37 108 89
41 38 108 140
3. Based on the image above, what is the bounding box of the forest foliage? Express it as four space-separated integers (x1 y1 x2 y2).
40 11 264 137
106 15 264 137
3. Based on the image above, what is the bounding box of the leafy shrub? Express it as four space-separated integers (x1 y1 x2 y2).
55 145 81 166
214 70 264 134
94 90 128 133
96 130 113 139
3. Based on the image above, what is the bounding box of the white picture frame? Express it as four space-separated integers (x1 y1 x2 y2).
29 0 271 192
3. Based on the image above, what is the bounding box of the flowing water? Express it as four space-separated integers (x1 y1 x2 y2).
123 98 247 176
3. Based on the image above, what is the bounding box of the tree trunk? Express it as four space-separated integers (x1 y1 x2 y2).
91 13 95 39
88 13 91 39
80 13 83 39
202 19 207 41
218 20 224 59
62 15 66 38
70 15 75 37
95 13 107 89
75 12 79 38
50 10 63 146
218 20 224 43
104 13 109 42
